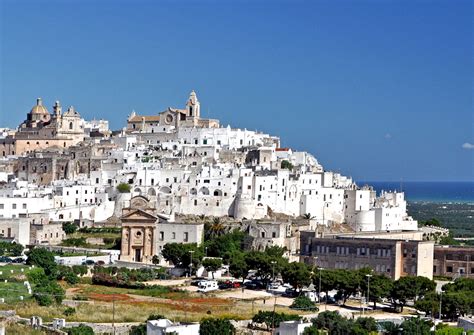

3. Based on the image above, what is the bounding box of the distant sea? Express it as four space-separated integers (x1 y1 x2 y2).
359 181 474 203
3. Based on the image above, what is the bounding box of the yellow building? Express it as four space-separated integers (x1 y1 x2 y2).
0 98 85 156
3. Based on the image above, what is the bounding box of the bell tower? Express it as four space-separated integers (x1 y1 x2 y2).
186 90 200 119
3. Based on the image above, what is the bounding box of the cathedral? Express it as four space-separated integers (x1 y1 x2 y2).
0 98 85 156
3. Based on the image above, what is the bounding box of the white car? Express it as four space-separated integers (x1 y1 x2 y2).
197 280 218 293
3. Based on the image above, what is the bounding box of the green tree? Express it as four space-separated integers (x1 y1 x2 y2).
161 243 203 270
152 255 160 265
391 276 435 312
281 160 294 170
26 247 57 277
200 318 236 335
244 249 287 282
33 278 65 306
303 326 323 335
62 222 78 235
26 267 48 285
399 317 433 335
379 321 401 335
64 271 80 285
282 262 312 291
65 324 94 335
311 311 352 334
354 317 378 333
228 251 248 279
116 183 131 193
361 274 393 309
129 324 146 335
291 295 318 311
0 241 24 256
252 311 300 330
202 258 222 279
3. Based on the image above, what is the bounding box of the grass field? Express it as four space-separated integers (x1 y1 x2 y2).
5 322 46 334
0 264 34 304
2 295 300 323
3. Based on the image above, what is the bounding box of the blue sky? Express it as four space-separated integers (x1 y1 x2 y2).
0 0 472 181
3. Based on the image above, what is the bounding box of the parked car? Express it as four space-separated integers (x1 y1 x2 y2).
219 280 241 289
0 256 12 263
82 260 95 266
283 288 298 298
197 280 219 293
244 280 266 290
11 258 25 264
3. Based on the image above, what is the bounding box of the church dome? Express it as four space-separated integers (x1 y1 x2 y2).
30 98 49 114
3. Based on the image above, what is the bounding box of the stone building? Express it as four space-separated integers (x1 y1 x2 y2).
433 245 474 278
120 196 159 263
0 98 85 156
126 91 219 134
300 231 434 280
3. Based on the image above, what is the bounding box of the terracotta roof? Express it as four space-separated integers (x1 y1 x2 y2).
276 148 290 152
128 115 160 122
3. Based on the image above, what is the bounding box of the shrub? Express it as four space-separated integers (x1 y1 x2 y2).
64 271 80 285
0 241 24 256
65 324 94 335
129 324 146 335
62 222 78 235
290 295 318 311
26 248 57 277
33 279 65 306
72 265 88 276
281 160 294 170
252 311 301 329
27 267 48 285
116 183 131 193
200 317 236 335
61 237 88 248
64 307 76 316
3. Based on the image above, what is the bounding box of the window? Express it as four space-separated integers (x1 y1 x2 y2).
272 232 276 238
22 204 27 209
446 266 453 273
172 232 176 239
159 231 164 241
12 204 16 209
96 178 99 184
433 266 437 273
183 232 189 242
261 231 265 238
194 199 197 206
0 204 3 209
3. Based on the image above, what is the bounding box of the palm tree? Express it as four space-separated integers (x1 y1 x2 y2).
303 213 315 220
206 217 226 238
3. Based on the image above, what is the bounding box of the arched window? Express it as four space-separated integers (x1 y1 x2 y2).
69 122 73 130
199 187 209 195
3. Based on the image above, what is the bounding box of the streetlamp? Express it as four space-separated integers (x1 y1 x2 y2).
189 250 195 277
439 290 443 320
366 274 372 311
319 268 325 310
271 261 276 281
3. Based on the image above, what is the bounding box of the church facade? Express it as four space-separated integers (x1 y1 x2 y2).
0 98 85 157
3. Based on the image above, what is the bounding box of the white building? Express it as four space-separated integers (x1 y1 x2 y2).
147 319 199 335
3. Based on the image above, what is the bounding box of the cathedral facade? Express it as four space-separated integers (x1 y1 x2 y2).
0 98 85 156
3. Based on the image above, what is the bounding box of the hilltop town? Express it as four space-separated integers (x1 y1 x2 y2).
0 93 472 334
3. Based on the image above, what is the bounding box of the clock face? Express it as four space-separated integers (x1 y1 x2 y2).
166 114 173 124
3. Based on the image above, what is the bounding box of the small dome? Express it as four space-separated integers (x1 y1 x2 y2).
30 98 49 114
